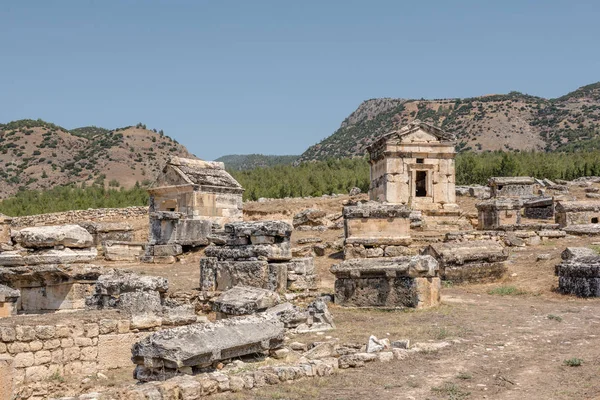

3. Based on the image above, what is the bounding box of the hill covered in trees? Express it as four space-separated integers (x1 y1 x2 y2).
0 119 194 198
215 154 298 170
298 82 600 161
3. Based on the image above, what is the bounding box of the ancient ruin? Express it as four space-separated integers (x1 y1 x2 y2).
488 176 536 198
144 157 244 262
476 198 523 230
200 221 317 293
422 241 508 283
367 120 458 213
330 255 440 308
342 202 417 259
555 252 600 297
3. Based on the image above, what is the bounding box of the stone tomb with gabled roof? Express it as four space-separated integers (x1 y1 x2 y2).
144 157 244 262
367 120 458 213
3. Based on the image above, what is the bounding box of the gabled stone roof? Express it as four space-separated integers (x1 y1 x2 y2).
157 157 243 190
368 120 455 152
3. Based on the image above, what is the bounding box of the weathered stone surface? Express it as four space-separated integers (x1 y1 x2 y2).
422 241 508 283
212 286 281 317
204 243 292 261
562 224 600 236
476 198 523 229
489 176 535 198
0 248 98 266
0 285 19 317
79 221 134 245
555 201 600 227
331 256 440 308
293 209 327 228
225 221 292 239
331 255 439 279
561 247 598 261
0 356 13 398
13 225 93 248
556 256 600 297
93 271 168 296
102 241 145 262
131 315 285 381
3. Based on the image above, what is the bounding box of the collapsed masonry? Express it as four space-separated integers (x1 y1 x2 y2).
556 248 600 297
212 286 335 332
131 314 286 382
0 225 101 315
422 241 508 283
144 157 244 263
330 255 440 308
200 221 318 293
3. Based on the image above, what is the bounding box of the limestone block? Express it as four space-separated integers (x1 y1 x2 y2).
561 247 598 261
0 356 14 400
102 241 145 262
13 225 93 248
212 286 281 317
131 314 285 381
0 247 98 266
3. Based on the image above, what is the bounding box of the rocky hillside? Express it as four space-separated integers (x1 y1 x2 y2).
215 154 298 170
298 82 600 162
0 120 194 198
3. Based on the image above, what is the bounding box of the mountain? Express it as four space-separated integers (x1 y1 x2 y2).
298 82 600 162
0 119 194 198
215 154 298 170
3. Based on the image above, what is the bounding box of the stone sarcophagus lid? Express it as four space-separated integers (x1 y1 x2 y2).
421 241 508 283
131 314 285 381
488 177 536 198
329 255 440 308
367 120 458 212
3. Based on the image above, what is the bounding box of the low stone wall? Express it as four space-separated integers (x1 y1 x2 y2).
10 207 148 228
0 310 171 389
446 229 566 247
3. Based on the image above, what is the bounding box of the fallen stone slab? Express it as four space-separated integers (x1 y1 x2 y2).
102 241 145 261
0 247 98 266
293 209 327 228
212 286 281 318
562 224 600 236
13 225 93 248
131 314 285 381
561 247 598 261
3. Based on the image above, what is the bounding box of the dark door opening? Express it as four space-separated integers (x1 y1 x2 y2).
592 217 599 224
416 171 427 197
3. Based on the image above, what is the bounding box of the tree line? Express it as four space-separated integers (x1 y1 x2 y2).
2 150 600 216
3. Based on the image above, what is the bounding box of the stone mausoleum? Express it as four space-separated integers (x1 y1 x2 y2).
367 120 458 212
144 157 244 262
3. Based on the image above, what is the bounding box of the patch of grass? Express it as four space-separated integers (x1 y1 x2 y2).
547 314 563 322
457 372 472 380
589 245 600 254
442 280 454 288
431 382 471 399
563 358 583 367
487 285 527 296
432 327 453 340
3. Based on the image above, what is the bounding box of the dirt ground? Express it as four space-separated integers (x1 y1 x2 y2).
68 186 600 399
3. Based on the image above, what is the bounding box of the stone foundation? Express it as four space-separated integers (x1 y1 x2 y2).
556 255 600 297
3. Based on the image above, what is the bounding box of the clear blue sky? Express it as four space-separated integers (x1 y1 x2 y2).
1 1 599 160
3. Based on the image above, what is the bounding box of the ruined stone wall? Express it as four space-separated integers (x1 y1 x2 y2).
10 207 148 228
0 311 167 387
